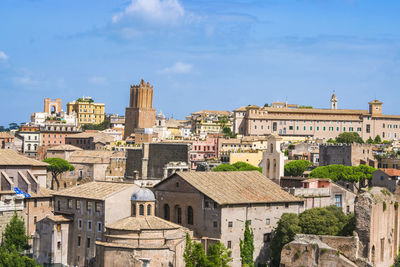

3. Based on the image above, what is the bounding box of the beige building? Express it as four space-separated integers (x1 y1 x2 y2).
154 171 303 266
35 181 138 266
261 135 287 184
65 131 114 150
189 110 233 137
234 96 400 141
229 151 263 167
96 187 190 267
67 97 105 125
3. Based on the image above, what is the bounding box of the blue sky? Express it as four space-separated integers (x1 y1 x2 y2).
1 0 400 126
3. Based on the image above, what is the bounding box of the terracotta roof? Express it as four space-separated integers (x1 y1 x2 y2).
30 187 54 198
52 181 138 200
0 150 48 167
0 132 13 138
66 132 114 143
107 216 183 231
159 171 300 205
380 168 400 177
44 214 71 223
68 150 114 164
46 144 82 151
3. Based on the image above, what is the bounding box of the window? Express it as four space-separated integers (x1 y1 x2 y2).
139 204 144 216
87 220 92 231
334 194 342 208
266 218 270 225
380 176 384 181
164 204 170 220
213 221 218 228
213 202 218 209
285 203 289 208
34 216 37 224
77 236 81 247
95 202 101 212
187 206 194 225
227 241 232 249
366 124 371 133
87 201 92 212
57 200 61 211
228 221 233 228
34 199 37 207
97 222 102 232
57 241 61 250
176 182 179 188
147 204 152 215
78 219 82 230
68 199 72 209
76 200 81 210
264 233 271 243
87 237 91 248
49 198 52 207
205 200 210 208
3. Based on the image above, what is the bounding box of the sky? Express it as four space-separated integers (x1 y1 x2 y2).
1 0 400 126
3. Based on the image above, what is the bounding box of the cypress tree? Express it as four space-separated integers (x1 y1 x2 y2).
240 220 254 267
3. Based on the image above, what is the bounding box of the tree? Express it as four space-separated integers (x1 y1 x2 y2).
335 132 363 144
270 213 301 267
184 234 208 267
3 212 30 252
309 164 376 192
43 157 75 190
213 162 262 173
222 127 236 138
284 160 312 177
374 135 382 144
207 242 232 267
240 220 254 267
8 123 19 130
366 137 374 144
81 117 110 131
218 116 229 132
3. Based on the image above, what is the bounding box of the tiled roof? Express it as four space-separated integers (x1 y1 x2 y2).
46 144 82 151
107 216 183 231
0 150 48 167
52 181 138 200
161 171 300 205
30 187 54 198
66 132 114 143
0 132 13 138
192 110 232 116
68 150 114 164
381 168 400 177
44 214 71 223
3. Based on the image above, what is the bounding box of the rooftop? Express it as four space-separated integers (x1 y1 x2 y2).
158 171 300 205
52 181 138 200
107 215 182 231
0 150 48 167
46 144 82 151
380 168 400 177
0 132 13 139
68 150 115 164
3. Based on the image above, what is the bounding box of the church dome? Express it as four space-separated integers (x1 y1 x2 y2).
131 187 155 201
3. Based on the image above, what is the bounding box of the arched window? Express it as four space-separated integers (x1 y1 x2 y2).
132 204 136 216
164 204 170 220
27 144 31 151
175 205 182 224
139 204 144 216
270 144 274 153
187 206 194 225
147 204 152 215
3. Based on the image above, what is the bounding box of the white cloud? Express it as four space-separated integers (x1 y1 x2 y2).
160 62 193 74
112 0 184 23
0 51 8 61
12 73 40 86
88 76 107 85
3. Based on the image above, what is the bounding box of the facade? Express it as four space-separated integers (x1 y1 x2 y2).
0 132 14 149
371 168 400 193
190 137 218 169
126 143 190 179
40 123 81 147
67 97 105 125
154 171 303 266
18 125 41 157
319 143 375 167
261 135 286 184
189 110 232 137
65 131 114 150
229 151 263 167
234 96 400 141
35 181 139 267
124 80 156 139
96 187 189 267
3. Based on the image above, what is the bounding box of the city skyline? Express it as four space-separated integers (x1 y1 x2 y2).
1 0 400 126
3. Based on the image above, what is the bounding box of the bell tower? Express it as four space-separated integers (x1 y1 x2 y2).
124 79 156 139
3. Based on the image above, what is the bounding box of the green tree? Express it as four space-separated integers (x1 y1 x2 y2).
43 157 75 190
222 127 236 138
8 123 19 130
366 137 374 144
218 116 229 132
213 162 262 173
270 213 301 267
3 212 30 252
335 132 363 144
309 164 376 192
81 117 110 131
374 135 382 144
207 242 232 267
240 220 254 267
184 234 208 267
284 160 312 177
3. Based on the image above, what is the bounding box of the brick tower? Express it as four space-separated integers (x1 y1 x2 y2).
124 80 156 139
44 98 62 114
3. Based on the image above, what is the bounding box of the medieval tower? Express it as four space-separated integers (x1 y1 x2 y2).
124 79 156 139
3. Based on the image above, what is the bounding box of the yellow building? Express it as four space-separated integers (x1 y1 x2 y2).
67 97 105 125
